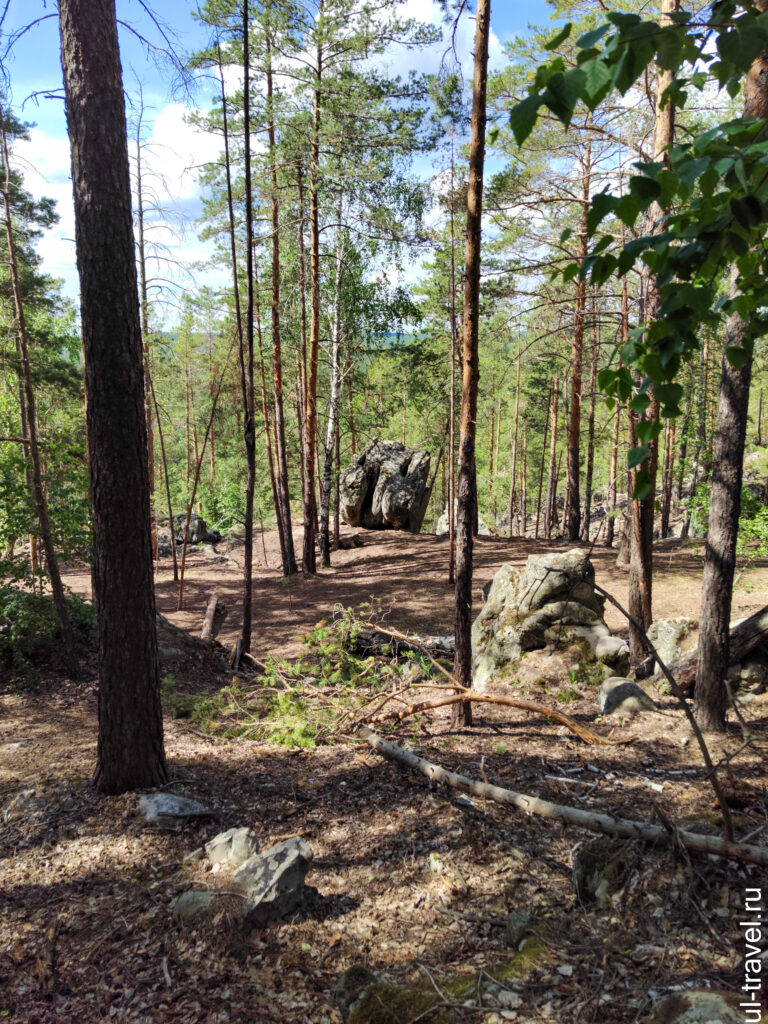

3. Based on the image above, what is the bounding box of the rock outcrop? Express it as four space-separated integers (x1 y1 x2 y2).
472 549 608 691
339 440 431 533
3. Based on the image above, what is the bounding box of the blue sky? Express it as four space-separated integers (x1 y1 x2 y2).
3 0 556 306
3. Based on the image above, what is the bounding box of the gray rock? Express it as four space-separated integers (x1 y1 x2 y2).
641 990 742 1024
436 500 493 537
471 551 606 691
157 532 173 558
595 635 630 675
205 827 259 867
233 837 315 930
339 440 431 533
504 910 533 948
598 678 657 715
174 513 208 545
172 891 216 923
138 792 214 829
647 617 698 670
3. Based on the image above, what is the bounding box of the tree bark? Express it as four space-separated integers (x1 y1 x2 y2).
453 0 491 728
265 25 297 576
58 0 166 792
319 206 345 568
303 8 323 575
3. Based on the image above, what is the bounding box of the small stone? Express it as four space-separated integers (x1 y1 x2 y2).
233 837 315 931
641 989 742 1024
172 891 216 922
138 792 214 829
598 678 657 715
205 827 259 867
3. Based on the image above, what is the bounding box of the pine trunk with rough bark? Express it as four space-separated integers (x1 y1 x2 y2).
58 0 166 792
694 27 768 730
454 0 490 728
265 27 296 577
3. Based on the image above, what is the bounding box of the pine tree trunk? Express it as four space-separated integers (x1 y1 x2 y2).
58 0 166 792
565 140 591 542
580 295 598 543
319 210 345 568
534 386 550 540
694 31 768 730
454 0 490 727
303 14 323 575
507 336 520 537
545 381 558 540
239 0 257 651
265 27 297 576
660 418 676 538
448 137 458 585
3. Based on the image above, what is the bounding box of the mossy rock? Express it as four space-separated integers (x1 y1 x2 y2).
347 983 454 1024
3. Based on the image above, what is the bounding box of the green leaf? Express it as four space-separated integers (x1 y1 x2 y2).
628 445 650 469
559 227 573 244
545 22 572 50
544 68 588 127
725 345 750 369
630 393 651 415
510 95 544 146
586 192 617 236
577 24 611 49
629 174 661 203
582 59 613 108
633 470 652 501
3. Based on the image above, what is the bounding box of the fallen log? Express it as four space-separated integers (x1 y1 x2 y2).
363 689 607 745
650 603 768 692
200 593 218 641
358 726 768 867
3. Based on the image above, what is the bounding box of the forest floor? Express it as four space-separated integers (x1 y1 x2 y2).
1 528 767 1024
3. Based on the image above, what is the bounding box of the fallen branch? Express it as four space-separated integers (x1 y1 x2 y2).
356 621 605 745
358 726 768 867
363 689 607 745
200 593 218 641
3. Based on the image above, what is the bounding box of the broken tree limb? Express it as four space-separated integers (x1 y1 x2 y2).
362 690 607 746
650 602 768 693
201 593 219 641
358 726 768 867
355 620 605 745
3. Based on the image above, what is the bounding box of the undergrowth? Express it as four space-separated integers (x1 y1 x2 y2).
0 558 95 679
162 604 433 749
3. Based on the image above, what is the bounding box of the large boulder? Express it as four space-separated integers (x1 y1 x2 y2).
174 513 208 545
339 440 431 533
471 550 607 691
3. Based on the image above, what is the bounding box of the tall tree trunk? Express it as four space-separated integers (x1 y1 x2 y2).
628 0 678 667
58 0 166 792
507 336 521 537
521 429 528 536
1 124 79 680
133 105 156 561
545 380 559 540
694 31 768 731
660 417 676 538
682 341 709 538
303 8 323 575
580 293 598 542
565 139 591 541
534 385 550 540
605 385 621 548
448 136 458 585
453 0 490 725
239 0 257 651
147 372 178 582
319 208 345 568
265 26 296 576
